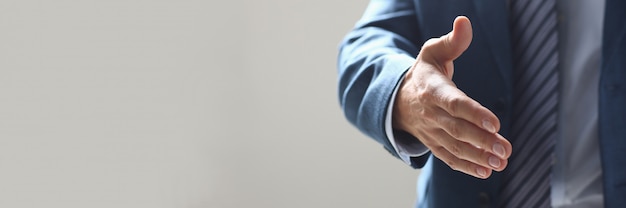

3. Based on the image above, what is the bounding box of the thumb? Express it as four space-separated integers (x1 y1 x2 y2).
423 16 473 64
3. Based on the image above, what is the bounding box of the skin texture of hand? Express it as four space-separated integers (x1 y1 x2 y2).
392 16 513 179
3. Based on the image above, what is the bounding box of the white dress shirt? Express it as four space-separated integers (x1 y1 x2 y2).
384 1 605 207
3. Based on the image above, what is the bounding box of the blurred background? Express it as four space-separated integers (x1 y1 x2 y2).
0 1 419 207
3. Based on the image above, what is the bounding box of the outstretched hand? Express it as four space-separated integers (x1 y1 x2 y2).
393 16 512 179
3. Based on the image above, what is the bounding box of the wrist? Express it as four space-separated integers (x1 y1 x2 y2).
392 69 415 133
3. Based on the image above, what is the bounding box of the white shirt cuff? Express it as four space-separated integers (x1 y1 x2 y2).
385 76 430 165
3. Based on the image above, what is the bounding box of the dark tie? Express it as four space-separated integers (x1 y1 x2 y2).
499 0 559 207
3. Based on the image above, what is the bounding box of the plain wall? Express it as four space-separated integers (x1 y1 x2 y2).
0 1 419 207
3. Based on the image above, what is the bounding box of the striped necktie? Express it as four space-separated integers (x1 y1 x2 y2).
499 0 559 207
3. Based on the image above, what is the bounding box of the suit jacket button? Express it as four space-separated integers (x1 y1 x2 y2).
479 192 490 208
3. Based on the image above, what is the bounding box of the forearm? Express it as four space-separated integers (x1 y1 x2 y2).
337 0 426 163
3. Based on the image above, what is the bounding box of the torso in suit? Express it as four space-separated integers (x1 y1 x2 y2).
337 0 626 207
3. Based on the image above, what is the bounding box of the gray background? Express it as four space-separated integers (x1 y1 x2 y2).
0 1 419 207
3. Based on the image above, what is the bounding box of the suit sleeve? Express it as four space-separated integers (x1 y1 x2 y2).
337 0 430 168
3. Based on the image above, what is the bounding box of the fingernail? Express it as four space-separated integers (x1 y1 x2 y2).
476 167 487 177
482 119 496 133
488 156 501 168
493 143 506 158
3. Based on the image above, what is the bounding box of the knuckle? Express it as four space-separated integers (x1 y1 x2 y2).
479 138 492 151
446 160 458 171
421 38 439 51
446 119 461 138
464 162 476 174
416 88 435 104
443 36 452 50
449 143 463 157
446 96 464 115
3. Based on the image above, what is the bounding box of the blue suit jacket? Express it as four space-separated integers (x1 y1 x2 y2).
338 0 626 207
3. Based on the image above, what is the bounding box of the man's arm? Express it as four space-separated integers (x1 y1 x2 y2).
338 0 429 167
338 1 512 178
